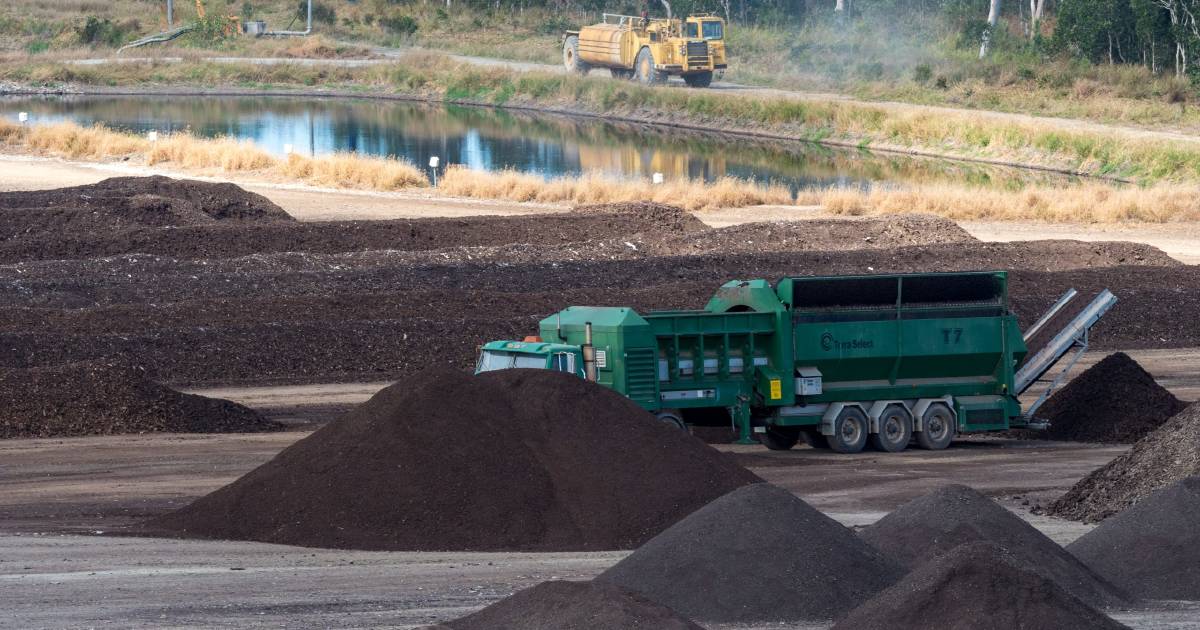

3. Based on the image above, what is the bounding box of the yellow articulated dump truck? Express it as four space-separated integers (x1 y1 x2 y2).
563 5 727 87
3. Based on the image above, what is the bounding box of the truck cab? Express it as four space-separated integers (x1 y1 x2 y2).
475 340 584 379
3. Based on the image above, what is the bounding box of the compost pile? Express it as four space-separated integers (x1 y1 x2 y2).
831 542 1130 630
597 483 905 622
435 580 703 630
144 369 760 551
0 363 279 438
0 175 293 238
1049 403 1200 522
658 213 977 255
858 484 1128 607
1028 353 1185 443
1067 476 1200 601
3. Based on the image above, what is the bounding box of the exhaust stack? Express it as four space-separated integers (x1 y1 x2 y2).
582 322 598 382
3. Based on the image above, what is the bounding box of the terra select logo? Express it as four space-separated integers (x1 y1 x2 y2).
821 332 874 352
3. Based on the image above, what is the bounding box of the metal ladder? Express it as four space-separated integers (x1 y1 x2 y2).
1014 289 1118 422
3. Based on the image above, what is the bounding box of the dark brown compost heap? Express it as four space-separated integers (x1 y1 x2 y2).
1050 403 1200 522
831 542 1130 630
1067 476 1200 600
0 175 292 237
143 369 761 551
1030 353 1185 443
596 483 905 623
438 580 703 630
858 484 1129 607
0 363 279 438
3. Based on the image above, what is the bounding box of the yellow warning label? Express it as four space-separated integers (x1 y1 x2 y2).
769 379 782 400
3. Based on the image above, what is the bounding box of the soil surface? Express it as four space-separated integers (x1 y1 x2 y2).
1025 353 1186 443
10 430 1200 629
0 362 279 438
0 177 1192 388
1049 404 1200 522
832 542 1130 630
437 580 703 630
858 484 1129 608
597 483 905 623
1068 476 1200 601
143 369 760 551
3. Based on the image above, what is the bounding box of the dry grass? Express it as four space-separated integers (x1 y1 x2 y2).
281 152 427 189
438 166 793 211
802 183 1200 223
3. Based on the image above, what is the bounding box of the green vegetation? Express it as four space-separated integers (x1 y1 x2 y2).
2 1 1200 131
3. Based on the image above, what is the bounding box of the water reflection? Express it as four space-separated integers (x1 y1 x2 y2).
1 95 1072 191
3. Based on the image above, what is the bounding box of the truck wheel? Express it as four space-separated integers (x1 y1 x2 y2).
563 36 589 75
870 405 913 453
916 403 956 450
655 411 686 431
634 48 665 85
802 429 830 450
683 71 713 88
830 407 869 454
759 426 800 451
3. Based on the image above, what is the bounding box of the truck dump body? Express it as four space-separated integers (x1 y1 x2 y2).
778 272 1027 432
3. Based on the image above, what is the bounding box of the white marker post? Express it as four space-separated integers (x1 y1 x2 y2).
147 131 158 142
283 143 294 156
652 172 664 185
17 112 28 124
429 156 440 187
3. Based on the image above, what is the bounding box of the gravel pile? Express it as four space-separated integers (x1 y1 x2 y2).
0 362 279 438
832 542 1131 630
1049 403 1200 522
597 483 905 623
859 484 1129 607
143 369 760 551
1067 476 1200 600
435 580 703 630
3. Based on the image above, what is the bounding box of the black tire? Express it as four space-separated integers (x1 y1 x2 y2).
916 403 956 450
830 406 869 454
870 405 913 453
563 36 588 75
759 426 800 451
802 429 830 450
656 411 686 431
683 71 713 88
634 48 664 85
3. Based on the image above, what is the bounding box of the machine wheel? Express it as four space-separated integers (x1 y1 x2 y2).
870 405 913 453
655 410 687 431
634 48 665 85
759 426 800 451
830 406 869 454
683 71 713 88
916 403 956 450
563 36 589 75
611 68 634 80
802 429 830 450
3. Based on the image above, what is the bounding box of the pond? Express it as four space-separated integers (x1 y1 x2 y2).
1 94 1067 191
